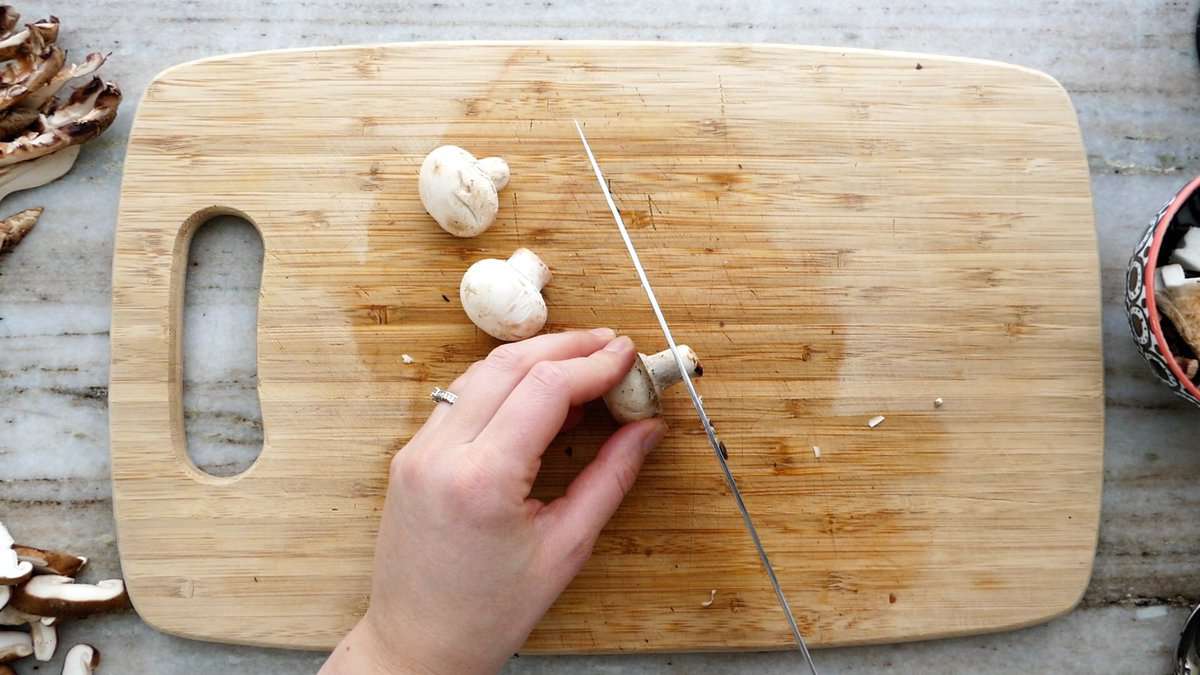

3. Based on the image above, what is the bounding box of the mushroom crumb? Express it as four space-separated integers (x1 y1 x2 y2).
401 354 414 364
812 446 821 458
701 589 717 608
868 415 885 428
933 397 944 408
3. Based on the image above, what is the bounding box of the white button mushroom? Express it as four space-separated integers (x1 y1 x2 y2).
418 145 510 238
603 345 703 424
460 248 551 341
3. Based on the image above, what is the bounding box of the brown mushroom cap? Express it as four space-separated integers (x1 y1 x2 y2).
10 575 128 618
13 544 87 577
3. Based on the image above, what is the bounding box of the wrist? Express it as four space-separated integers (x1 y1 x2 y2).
320 620 434 675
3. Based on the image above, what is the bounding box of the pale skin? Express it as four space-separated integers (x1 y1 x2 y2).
319 328 667 675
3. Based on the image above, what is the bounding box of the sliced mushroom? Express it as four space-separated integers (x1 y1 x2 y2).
0 206 41 252
0 600 56 660
0 144 78 202
0 605 31 625
31 619 56 661
13 544 87 577
0 586 7 611
0 78 120 166
603 345 703 423
0 37 65 111
0 521 32 586
62 644 99 675
11 575 127 618
0 18 55 61
20 51 105 111
0 7 19 37
0 631 31 662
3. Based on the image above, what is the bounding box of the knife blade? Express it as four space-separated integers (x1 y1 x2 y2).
574 120 818 674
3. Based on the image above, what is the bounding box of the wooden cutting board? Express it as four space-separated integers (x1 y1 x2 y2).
110 42 1103 652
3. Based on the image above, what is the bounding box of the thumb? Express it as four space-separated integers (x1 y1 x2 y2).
540 418 667 560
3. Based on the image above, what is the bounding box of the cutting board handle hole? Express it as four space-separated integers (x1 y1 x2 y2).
180 210 264 479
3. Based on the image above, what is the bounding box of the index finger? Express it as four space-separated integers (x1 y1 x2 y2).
418 328 616 444
475 336 637 460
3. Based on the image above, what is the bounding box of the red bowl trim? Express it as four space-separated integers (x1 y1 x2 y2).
1144 175 1200 398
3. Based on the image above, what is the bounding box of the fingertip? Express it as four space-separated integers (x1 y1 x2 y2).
639 418 669 452
603 334 634 353
589 327 616 339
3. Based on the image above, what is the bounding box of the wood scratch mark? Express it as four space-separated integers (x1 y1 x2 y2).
512 191 522 245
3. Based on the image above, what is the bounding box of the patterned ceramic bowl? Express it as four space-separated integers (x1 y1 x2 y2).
1126 175 1200 407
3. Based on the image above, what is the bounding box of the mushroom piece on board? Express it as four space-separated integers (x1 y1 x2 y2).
459 248 551 341
603 345 703 424
13 544 88 577
10 575 127 618
61 644 99 675
419 144 510 237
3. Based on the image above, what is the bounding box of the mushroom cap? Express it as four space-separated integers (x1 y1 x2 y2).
10 575 127 618
0 548 31 586
62 644 99 675
419 145 504 238
460 257 548 341
0 631 31 662
603 354 661 424
13 544 87 577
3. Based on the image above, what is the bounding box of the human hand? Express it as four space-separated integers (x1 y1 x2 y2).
319 328 667 675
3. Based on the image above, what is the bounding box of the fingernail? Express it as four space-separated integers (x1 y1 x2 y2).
642 420 668 451
604 335 633 352
590 327 616 338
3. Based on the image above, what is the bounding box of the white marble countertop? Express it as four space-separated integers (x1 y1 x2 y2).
2 1 1198 673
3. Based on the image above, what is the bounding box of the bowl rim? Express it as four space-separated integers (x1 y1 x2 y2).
1144 174 1200 398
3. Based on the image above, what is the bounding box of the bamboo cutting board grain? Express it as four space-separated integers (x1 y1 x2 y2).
110 42 1103 652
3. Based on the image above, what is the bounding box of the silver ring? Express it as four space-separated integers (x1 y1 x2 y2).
431 387 458 406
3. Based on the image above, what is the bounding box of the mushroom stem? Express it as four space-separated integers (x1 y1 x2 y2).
643 346 702 392
506 247 550 290
476 156 510 190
